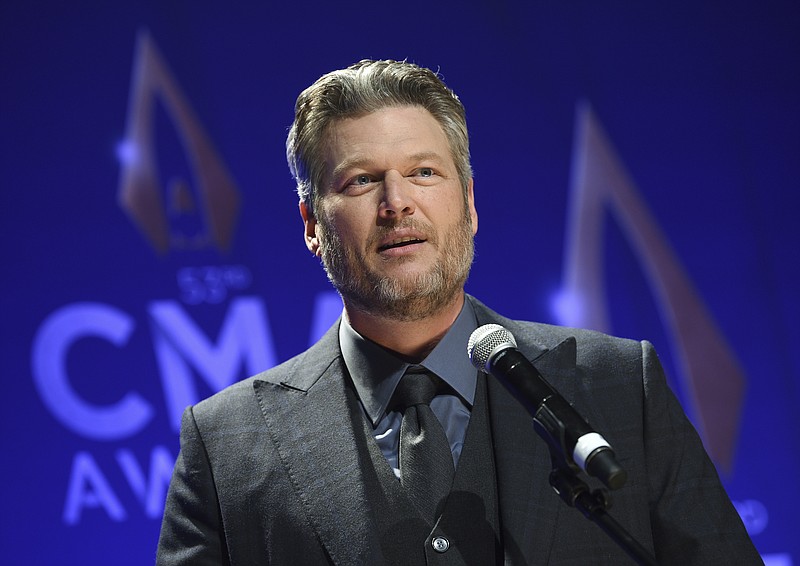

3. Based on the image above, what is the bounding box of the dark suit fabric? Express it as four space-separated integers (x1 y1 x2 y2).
157 296 761 565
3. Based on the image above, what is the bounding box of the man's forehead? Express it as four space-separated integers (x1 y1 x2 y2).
326 105 440 138
321 107 453 172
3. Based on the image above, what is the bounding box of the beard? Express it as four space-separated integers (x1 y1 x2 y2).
315 206 475 322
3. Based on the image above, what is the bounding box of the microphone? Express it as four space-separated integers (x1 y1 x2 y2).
468 324 627 490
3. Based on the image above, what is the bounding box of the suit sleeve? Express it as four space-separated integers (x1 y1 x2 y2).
640 340 762 565
156 406 229 566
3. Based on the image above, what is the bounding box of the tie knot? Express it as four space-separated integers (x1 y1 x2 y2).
393 366 438 409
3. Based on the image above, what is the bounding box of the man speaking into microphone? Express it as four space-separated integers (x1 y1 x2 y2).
157 60 760 565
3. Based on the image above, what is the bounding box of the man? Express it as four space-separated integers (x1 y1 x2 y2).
157 60 761 564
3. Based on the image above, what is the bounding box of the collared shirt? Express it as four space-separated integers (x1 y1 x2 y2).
340 299 479 477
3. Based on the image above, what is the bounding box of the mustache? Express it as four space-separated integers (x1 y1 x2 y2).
367 218 436 250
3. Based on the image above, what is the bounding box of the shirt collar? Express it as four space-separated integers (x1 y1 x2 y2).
340 299 479 427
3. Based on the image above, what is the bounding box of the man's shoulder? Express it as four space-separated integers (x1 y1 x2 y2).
192 319 343 418
468 295 644 359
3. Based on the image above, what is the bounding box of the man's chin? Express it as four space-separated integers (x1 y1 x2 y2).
373 259 432 279
344 275 466 321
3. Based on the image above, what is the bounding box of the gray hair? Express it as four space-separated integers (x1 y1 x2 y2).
286 59 472 214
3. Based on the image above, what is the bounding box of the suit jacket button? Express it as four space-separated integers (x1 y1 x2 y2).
431 536 450 553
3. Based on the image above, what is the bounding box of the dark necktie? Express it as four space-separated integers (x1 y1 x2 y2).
393 365 455 522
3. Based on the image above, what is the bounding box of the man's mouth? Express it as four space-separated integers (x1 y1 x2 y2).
378 236 426 251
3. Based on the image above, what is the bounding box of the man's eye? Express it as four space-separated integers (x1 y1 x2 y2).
353 174 372 185
418 168 434 177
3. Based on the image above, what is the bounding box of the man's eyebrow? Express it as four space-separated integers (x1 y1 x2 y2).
330 151 446 180
330 156 372 181
408 151 446 165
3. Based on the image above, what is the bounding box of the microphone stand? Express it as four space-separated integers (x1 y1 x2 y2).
532 417 658 566
467 324 657 564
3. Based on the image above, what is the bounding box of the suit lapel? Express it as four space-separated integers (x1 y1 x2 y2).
252 323 383 565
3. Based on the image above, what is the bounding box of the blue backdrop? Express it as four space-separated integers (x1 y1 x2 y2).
2 2 798 564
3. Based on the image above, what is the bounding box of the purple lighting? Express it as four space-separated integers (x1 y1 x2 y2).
115 139 139 166
551 289 583 328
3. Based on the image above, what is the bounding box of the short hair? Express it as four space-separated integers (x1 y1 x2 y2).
286 59 472 214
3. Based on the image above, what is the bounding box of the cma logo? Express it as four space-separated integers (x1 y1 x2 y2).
116 30 239 254
28 31 308 525
30 283 341 524
555 104 748 471
32 285 341 440
33 295 268 440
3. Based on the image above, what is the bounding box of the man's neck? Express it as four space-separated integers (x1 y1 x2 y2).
344 293 466 363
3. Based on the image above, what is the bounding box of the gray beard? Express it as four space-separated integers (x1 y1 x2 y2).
315 211 474 322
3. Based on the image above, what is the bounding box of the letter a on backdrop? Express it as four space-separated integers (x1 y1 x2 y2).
558 103 746 471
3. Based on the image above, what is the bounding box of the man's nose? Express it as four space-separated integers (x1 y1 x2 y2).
378 170 415 219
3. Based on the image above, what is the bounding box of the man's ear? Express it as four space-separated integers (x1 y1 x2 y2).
299 201 320 256
467 178 478 236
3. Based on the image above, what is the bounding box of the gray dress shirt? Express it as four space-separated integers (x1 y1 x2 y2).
339 299 479 476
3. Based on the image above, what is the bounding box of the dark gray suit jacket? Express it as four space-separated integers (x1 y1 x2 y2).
157 296 760 565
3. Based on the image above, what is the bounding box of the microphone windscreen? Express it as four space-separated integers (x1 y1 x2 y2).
467 324 517 371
